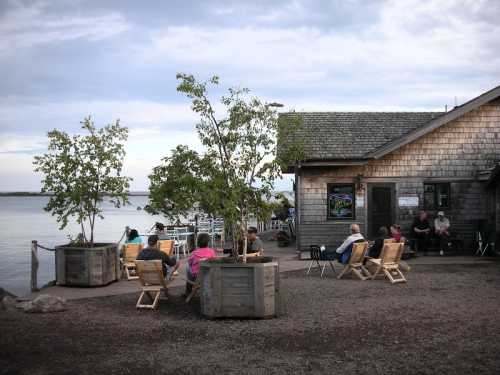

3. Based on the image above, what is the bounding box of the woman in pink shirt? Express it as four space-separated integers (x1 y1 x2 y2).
186 233 216 294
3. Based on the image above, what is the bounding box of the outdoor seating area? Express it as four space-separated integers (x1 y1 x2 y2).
3 247 500 374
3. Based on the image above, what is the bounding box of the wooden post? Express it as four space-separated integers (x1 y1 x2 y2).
31 240 39 292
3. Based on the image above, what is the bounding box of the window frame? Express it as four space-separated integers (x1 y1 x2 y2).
327 183 356 220
423 182 451 210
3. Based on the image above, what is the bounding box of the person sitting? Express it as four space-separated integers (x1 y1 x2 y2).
186 232 217 294
125 229 142 244
136 235 179 279
155 222 169 240
321 224 364 262
434 211 451 256
246 227 264 255
390 224 406 243
411 210 431 255
367 226 390 259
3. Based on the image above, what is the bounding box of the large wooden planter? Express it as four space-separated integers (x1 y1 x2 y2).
55 243 119 287
199 257 279 319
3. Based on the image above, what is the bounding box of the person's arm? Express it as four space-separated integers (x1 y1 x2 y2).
336 236 352 254
162 252 177 267
256 238 264 252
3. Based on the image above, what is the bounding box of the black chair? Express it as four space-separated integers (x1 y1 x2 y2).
306 245 336 278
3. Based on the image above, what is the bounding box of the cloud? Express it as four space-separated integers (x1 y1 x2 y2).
0 0 129 53
0 97 199 133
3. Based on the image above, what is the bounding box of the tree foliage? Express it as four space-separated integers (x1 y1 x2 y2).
148 74 303 259
33 117 132 246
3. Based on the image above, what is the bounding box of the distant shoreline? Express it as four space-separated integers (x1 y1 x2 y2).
0 192 150 197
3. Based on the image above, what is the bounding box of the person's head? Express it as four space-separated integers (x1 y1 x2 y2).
247 227 258 241
148 234 159 247
419 210 427 220
390 224 401 234
350 223 360 234
155 222 165 233
437 211 445 220
128 229 139 241
378 226 389 238
197 232 210 248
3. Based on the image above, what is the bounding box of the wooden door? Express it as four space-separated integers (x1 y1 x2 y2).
368 184 395 239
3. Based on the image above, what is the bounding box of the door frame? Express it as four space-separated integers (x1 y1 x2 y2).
367 183 396 239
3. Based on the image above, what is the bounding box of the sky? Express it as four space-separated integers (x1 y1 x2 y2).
0 0 499 192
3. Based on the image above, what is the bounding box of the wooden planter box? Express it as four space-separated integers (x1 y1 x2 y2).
55 243 119 287
199 257 279 319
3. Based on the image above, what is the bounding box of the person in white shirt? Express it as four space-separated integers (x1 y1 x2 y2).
321 224 364 261
336 223 364 254
434 211 451 256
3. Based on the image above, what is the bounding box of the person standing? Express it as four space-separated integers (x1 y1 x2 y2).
434 211 451 256
411 211 431 255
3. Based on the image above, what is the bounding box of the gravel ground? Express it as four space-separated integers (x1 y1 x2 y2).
1 263 500 375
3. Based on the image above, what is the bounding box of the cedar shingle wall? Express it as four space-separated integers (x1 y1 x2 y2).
298 101 500 250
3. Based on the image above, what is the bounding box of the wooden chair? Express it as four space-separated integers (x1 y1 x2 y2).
384 238 396 244
337 242 371 280
134 260 169 309
121 243 143 280
367 242 407 284
158 240 174 256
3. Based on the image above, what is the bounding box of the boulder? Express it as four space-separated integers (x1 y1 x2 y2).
1 295 18 312
18 294 67 313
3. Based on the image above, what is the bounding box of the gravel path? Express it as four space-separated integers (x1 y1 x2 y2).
1 263 500 375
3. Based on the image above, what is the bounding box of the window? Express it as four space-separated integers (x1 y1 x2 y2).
327 184 355 220
424 183 450 210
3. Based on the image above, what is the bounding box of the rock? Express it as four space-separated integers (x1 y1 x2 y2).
1 295 18 312
19 294 67 313
0 287 16 301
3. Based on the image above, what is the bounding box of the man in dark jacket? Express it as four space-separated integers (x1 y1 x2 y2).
137 235 179 278
411 210 431 255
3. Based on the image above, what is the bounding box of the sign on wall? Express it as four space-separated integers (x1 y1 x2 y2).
398 196 419 207
356 196 365 208
327 184 355 220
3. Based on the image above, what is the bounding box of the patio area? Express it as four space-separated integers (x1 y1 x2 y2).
2 243 499 374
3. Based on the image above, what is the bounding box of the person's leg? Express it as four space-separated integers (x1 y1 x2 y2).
185 269 195 295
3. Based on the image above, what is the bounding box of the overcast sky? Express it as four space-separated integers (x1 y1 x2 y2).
0 0 499 191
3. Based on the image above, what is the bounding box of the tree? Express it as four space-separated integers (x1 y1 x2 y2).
148 73 303 260
33 117 132 246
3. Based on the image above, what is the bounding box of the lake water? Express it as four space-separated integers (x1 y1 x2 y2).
0 196 160 296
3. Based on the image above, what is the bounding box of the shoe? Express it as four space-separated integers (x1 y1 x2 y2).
439 250 444 256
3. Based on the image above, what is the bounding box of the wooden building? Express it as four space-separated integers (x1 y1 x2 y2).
280 85 500 251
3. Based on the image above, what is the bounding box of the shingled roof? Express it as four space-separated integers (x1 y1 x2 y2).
279 111 444 161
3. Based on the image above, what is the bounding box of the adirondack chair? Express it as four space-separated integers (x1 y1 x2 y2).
367 242 407 284
337 242 371 280
121 243 143 280
158 239 174 256
134 260 169 309
384 238 396 244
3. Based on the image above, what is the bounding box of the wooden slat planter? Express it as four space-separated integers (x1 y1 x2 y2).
55 243 119 287
199 257 279 319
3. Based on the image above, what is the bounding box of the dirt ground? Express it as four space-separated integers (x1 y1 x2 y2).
1 263 500 375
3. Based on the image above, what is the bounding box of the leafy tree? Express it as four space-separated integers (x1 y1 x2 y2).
33 117 132 246
148 74 303 260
